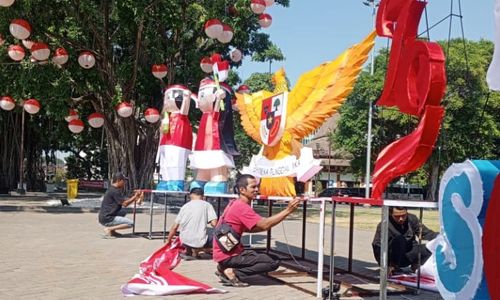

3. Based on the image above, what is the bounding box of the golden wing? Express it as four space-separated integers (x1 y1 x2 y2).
235 90 274 144
286 31 376 139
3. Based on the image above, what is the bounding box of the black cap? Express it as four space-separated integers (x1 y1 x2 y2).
112 172 128 182
189 187 204 197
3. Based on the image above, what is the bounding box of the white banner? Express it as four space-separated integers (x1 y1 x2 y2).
487 0 500 90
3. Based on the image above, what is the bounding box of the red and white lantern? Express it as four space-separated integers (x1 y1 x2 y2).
264 0 275 6
8 44 25 61
22 39 34 50
152 64 168 79
30 42 50 61
237 85 251 94
64 109 79 122
68 119 84 134
78 51 95 69
0 0 15 7
23 99 40 114
217 24 234 44
230 48 243 63
88 112 104 128
204 19 223 39
144 108 160 123
0 96 15 111
251 0 266 14
9 19 31 40
258 14 273 28
116 102 133 118
200 57 213 73
52 47 69 65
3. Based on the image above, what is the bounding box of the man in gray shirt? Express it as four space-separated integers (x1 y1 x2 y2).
166 188 217 258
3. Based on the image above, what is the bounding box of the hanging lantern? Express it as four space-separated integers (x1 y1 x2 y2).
64 109 79 122
8 44 25 61
22 39 34 50
88 112 104 128
258 13 273 28
237 85 251 94
200 57 213 73
152 64 168 79
0 0 15 7
204 19 223 39
116 102 133 118
144 108 160 123
9 19 31 40
52 47 69 65
78 51 95 69
251 0 266 14
68 119 84 134
217 24 234 44
230 48 243 63
23 99 40 114
264 0 275 6
0 96 15 111
31 42 50 61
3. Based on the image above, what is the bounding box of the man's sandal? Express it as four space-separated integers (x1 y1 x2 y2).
214 269 249 287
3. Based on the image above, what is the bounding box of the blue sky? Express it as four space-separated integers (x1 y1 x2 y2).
238 0 494 85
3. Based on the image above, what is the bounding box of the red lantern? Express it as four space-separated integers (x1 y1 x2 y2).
251 0 266 14
9 19 31 40
230 48 243 63
22 39 34 50
88 112 104 128
23 99 40 114
52 47 69 65
78 51 95 69
64 109 79 122
31 42 50 61
264 0 275 6
200 57 213 73
8 44 25 61
0 0 15 7
237 85 251 94
258 13 272 28
116 102 133 118
68 119 84 134
145 108 160 123
152 64 168 79
217 24 234 44
0 96 15 111
204 19 223 39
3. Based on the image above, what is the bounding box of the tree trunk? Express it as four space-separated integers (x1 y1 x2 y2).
427 156 440 202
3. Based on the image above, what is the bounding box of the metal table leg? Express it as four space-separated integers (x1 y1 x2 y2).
148 191 154 239
163 192 168 242
328 200 337 300
380 205 389 300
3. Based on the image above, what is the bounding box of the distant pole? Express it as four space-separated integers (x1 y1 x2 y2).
17 108 26 194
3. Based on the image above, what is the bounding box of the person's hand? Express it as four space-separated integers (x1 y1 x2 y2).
286 197 301 214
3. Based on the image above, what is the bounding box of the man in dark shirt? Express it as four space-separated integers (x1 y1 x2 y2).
372 206 438 276
98 172 143 238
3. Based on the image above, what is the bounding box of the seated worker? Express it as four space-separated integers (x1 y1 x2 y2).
98 172 144 238
213 174 301 287
165 188 217 258
372 206 438 276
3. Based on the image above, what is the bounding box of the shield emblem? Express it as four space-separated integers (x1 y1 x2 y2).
260 92 288 146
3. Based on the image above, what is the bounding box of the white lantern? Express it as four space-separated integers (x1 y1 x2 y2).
23 99 40 114
64 109 79 122
258 13 273 28
68 119 84 134
145 108 160 123
251 0 266 14
9 19 31 40
200 57 213 73
116 102 133 118
22 39 34 50
78 51 95 69
0 96 15 111
217 24 234 44
31 42 50 61
264 0 275 6
52 47 69 65
204 19 223 39
152 64 168 79
8 44 25 61
0 0 15 7
230 48 243 63
237 85 251 94
88 112 104 128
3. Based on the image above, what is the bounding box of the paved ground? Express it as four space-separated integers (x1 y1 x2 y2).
0 194 443 300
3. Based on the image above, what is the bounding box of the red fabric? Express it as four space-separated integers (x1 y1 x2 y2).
213 200 262 263
159 113 192 150
483 175 500 299
194 112 221 151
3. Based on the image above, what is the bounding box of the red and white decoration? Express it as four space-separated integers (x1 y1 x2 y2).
0 0 15 7
204 19 223 39
68 119 84 134
23 99 40 114
52 47 69 65
64 109 79 122
30 42 50 61
8 44 25 61
230 48 242 62
9 19 31 40
217 25 234 44
213 60 229 82
116 102 133 118
0 96 15 111
258 13 273 28
264 0 275 6
251 0 266 14
152 64 168 79
237 85 251 94
200 56 213 73
22 39 34 50
78 51 95 69
145 108 160 123
88 112 105 128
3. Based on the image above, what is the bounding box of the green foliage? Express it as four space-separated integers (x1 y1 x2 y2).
252 43 285 73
